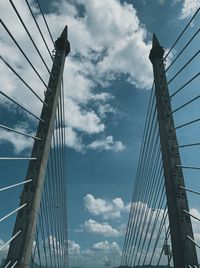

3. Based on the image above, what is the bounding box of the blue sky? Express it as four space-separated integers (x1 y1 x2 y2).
0 0 200 267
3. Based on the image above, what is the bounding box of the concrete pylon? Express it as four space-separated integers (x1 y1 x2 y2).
149 33 198 267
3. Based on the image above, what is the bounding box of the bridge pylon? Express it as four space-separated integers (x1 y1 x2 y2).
5 26 70 268
149 33 198 267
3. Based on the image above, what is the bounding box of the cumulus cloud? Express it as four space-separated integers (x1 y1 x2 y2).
84 219 122 237
93 241 121 254
87 136 125 152
0 0 153 153
64 126 84 152
68 240 81 255
81 248 95 258
180 0 200 20
98 104 118 119
65 98 105 134
84 194 130 220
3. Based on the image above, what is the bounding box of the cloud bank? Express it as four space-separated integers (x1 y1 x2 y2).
0 0 153 153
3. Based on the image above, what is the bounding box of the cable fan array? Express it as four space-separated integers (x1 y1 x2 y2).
121 7 200 267
0 1 68 267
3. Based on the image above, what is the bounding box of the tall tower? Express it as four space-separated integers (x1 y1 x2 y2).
149 34 198 267
5 26 70 268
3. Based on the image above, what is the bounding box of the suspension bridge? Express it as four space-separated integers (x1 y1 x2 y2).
0 1 200 268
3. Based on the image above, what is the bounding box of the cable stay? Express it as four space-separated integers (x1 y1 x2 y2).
0 19 50 92
0 90 45 122
0 179 32 192
0 230 21 252
176 165 200 170
0 124 41 140
169 72 200 100
0 55 48 105
173 118 200 130
0 157 37 160
175 142 200 148
166 27 200 72
167 49 200 85
9 0 52 75
164 7 200 60
179 186 200 196
171 94 200 114
187 235 200 249
0 203 27 223
35 0 55 47
183 209 200 222
24 0 53 60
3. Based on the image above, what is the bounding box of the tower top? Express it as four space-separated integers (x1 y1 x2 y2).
149 33 164 63
55 25 70 56
152 33 161 47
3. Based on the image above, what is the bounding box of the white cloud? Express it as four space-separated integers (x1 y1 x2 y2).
180 0 200 19
81 248 95 258
84 219 121 237
98 104 117 119
84 194 130 220
53 127 125 154
88 136 125 152
65 98 105 134
64 59 95 104
93 241 121 254
97 34 152 89
64 126 84 152
68 240 80 255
